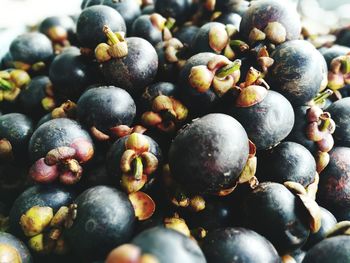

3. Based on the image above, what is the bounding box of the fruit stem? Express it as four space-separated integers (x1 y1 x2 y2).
0 78 13 91
313 89 333 104
132 157 143 180
103 25 120 45
215 59 241 78
320 118 331 132
165 18 176 30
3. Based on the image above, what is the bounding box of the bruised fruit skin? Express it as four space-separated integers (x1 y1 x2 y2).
243 182 310 254
9 32 53 68
303 207 337 250
229 90 294 150
302 236 350 263
269 40 327 106
326 98 350 147
239 0 301 45
131 227 206 263
77 86 136 138
258 141 316 187
0 232 32 263
0 113 34 162
9 185 75 237
98 36 159 96
64 186 135 260
77 5 126 49
169 113 249 194
201 227 280 263
317 147 350 221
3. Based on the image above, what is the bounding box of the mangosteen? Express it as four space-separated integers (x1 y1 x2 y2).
76 5 126 50
106 133 162 193
326 98 350 147
239 0 301 45
49 47 98 102
242 182 316 254
106 226 206 263
131 13 173 46
320 45 350 68
81 0 103 9
64 186 135 260
228 89 295 151
317 147 350 221
336 27 350 47
0 113 34 163
19 76 55 118
95 27 158 96
9 32 54 72
77 86 136 141
28 118 94 185
173 25 199 47
214 12 242 28
178 53 241 116
0 232 32 263
169 113 249 194
268 40 328 106
202 227 280 263
258 142 316 187
102 0 141 32
140 82 188 133
154 0 193 24
302 235 350 263
303 207 337 250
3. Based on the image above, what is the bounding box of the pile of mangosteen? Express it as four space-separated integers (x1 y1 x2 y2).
1 0 350 262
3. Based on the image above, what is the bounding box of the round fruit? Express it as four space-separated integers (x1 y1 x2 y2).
39 16 76 44
169 113 249 194
0 232 32 263
154 0 193 23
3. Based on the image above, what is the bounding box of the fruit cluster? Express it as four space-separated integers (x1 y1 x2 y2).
1 0 350 262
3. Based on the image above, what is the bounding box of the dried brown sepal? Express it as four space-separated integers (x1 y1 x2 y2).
45 147 76 166
325 221 350 238
95 43 112 62
306 172 319 201
238 156 257 186
103 26 128 58
0 138 14 161
51 100 77 119
209 24 229 53
20 206 54 237
249 27 266 43
235 85 268 107
284 181 307 195
50 206 69 228
30 158 60 184
64 204 77 229
316 151 330 173
189 65 214 93
281 255 297 263
214 184 237 196
129 191 156 221
297 194 322 233
70 138 94 163
106 244 141 263
264 22 287 44
121 174 148 193
189 195 206 212
164 214 191 237
90 126 110 141
126 133 150 153
59 159 83 185
47 26 68 43
141 152 159 175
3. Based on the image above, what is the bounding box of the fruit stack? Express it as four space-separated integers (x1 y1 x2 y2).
1 0 350 262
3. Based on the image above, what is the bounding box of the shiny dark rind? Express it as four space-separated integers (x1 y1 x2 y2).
28 118 93 162
154 0 193 23
302 236 350 263
303 207 337 250
64 186 135 260
213 12 242 28
77 86 136 134
229 90 295 151
100 37 158 96
201 227 280 263
174 25 199 47
9 184 75 236
0 113 34 162
326 98 350 147
169 113 249 194
239 0 301 43
39 16 76 37
76 5 126 49
258 141 316 187
131 15 163 46
9 32 53 65
269 40 327 106
317 147 350 221
243 182 310 254
131 227 206 263
0 232 33 263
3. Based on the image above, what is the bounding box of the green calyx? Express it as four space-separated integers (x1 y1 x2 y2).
216 59 241 78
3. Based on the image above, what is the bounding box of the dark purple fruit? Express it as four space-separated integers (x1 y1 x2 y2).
302 236 350 263
0 232 32 263
169 113 249 194
0 113 34 163
269 40 327 105
76 5 126 49
106 133 162 193
28 118 94 185
239 0 301 45
326 98 350 147
9 32 53 70
303 207 337 250
202 227 280 263
102 0 141 32
77 86 136 140
243 182 310 254
49 47 97 101
317 147 350 221
173 25 199 47
96 30 158 96
131 227 206 263
39 16 75 46
64 186 135 260
228 90 294 150
258 141 316 187
320 45 350 68
155 0 193 23
213 12 242 28
19 76 55 118
336 27 350 47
